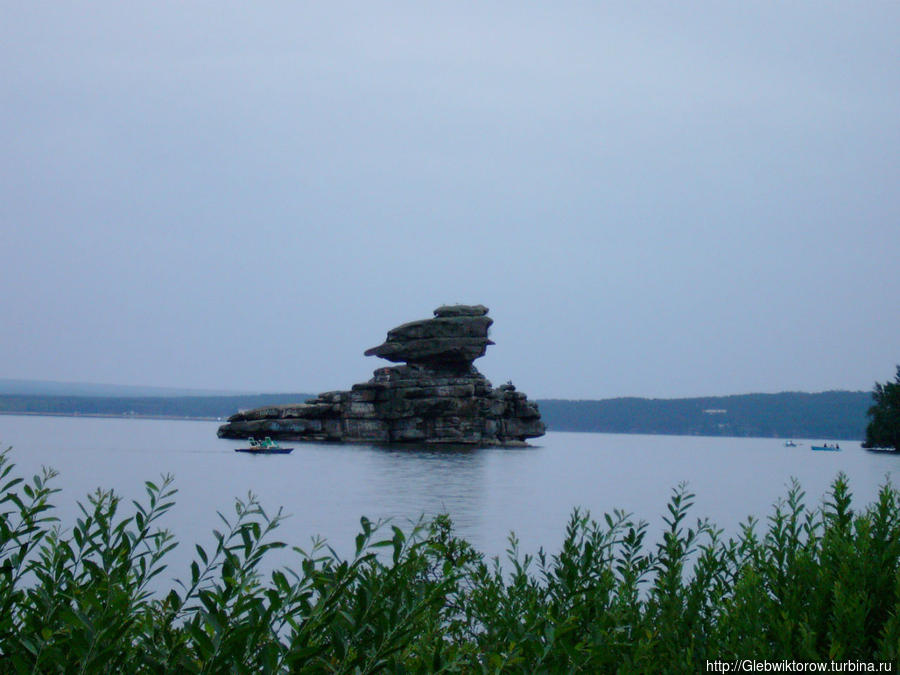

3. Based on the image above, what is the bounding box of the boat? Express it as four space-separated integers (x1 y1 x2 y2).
784 440 798 447
235 436 293 454
811 443 840 452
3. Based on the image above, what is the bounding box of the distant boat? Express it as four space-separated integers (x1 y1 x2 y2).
784 440 798 447
235 436 293 455
811 443 840 452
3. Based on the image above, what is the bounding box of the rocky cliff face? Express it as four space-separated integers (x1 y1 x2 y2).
217 305 545 445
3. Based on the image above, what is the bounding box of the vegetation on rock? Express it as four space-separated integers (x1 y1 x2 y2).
2 446 900 672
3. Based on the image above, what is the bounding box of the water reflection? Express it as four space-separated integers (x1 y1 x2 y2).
365 444 489 535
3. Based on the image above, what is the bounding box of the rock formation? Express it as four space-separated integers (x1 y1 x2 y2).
217 305 545 445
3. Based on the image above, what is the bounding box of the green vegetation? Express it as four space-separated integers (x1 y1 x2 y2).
0 390 871 440
2 447 900 672
864 366 900 452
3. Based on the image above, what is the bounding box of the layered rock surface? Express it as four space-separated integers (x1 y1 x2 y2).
217 305 545 445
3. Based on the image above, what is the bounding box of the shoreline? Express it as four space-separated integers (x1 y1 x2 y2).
0 411 220 422
0 410 866 443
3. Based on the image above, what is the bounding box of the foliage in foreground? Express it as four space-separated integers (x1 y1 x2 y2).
2 447 900 673
865 364 900 452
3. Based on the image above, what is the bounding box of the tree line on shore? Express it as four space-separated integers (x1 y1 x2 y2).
0 390 872 440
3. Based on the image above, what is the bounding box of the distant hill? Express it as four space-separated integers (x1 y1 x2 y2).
538 391 872 441
0 388 872 440
0 394 314 419
0 379 254 398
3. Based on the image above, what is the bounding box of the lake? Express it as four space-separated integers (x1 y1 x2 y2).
1 414 896 584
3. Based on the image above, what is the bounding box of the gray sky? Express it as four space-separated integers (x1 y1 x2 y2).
2 2 898 399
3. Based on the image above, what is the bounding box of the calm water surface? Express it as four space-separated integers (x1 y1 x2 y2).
1 415 896 582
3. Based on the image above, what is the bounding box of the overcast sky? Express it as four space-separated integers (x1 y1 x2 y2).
1 2 898 399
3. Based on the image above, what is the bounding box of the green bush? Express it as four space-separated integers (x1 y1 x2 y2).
2 445 900 673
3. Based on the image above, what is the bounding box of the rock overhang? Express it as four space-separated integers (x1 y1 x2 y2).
364 305 495 367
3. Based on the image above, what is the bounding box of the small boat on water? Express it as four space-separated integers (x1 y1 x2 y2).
784 440 798 447
235 437 293 455
811 443 841 452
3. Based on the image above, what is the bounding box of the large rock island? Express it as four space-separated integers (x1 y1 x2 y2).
217 305 545 445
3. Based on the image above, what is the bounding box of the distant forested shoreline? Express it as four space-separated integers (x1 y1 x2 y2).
0 394 314 421
539 391 870 440
0 390 871 440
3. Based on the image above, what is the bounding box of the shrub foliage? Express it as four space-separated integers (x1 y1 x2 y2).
2 446 900 672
